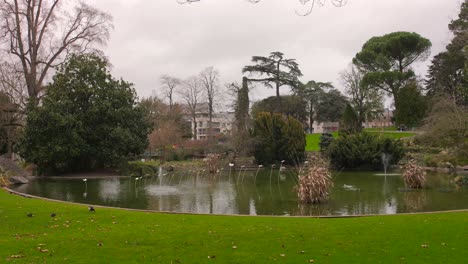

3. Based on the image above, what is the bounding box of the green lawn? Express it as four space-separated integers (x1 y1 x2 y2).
306 130 416 152
1 188 467 263
364 126 398 132
306 132 338 152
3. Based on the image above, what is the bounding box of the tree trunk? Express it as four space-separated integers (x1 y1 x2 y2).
309 100 314 134
192 114 198 140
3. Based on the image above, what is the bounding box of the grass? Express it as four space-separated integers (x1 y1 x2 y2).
1 188 467 263
364 126 398 132
306 130 416 152
305 132 338 152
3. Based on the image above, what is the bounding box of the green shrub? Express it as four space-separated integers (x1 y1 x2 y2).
253 112 306 165
327 132 405 169
119 161 158 177
319 133 334 152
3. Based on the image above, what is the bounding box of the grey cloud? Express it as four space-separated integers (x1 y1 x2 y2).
88 0 461 103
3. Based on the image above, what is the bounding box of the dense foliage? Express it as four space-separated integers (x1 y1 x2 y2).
17 54 151 174
394 81 428 128
253 112 305 165
353 31 431 123
340 104 361 134
426 1 467 107
327 132 405 169
319 133 334 152
251 95 307 123
315 89 349 123
296 81 334 132
243 51 302 99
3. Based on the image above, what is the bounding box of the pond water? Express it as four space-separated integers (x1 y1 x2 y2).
11 169 468 216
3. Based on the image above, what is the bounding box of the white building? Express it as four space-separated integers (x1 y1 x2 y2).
309 108 394 133
185 103 235 140
364 108 394 128
311 121 340 134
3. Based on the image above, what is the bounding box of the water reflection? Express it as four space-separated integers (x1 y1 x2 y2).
11 171 468 216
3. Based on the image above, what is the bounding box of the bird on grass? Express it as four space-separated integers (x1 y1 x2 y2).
27 213 33 217
50 213 56 218
88 206 95 212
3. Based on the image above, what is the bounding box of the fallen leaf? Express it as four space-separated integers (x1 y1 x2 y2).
40 249 49 253
421 244 429 248
280 254 285 257
10 255 24 259
309 260 315 263
232 246 237 249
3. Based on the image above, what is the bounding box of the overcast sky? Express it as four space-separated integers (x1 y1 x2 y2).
88 0 462 106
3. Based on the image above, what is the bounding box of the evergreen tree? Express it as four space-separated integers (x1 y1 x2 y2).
353 32 432 115
426 2 468 107
394 81 427 128
340 104 360 135
17 54 151 174
253 112 305 165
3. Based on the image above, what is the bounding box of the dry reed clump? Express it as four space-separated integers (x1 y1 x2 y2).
296 157 334 204
401 159 427 189
205 154 221 173
0 167 11 187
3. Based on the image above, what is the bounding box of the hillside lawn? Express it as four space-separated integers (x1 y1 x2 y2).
306 130 416 152
1 188 467 263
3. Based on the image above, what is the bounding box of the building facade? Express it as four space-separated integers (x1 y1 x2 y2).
184 103 235 140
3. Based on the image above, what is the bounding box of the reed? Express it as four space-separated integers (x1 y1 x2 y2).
296 156 333 204
401 159 427 189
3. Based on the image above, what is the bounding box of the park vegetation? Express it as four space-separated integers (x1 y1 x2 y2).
16 54 151 175
297 156 333 204
327 133 405 170
253 112 305 165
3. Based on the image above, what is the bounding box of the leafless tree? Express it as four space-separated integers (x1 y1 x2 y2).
0 0 113 103
179 76 204 140
160 75 181 110
340 64 383 127
176 0 348 16
0 62 27 112
0 62 26 157
199 66 220 140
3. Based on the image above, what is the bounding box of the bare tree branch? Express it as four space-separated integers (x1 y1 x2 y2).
0 0 113 103
160 74 181 110
176 0 347 16
178 76 204 139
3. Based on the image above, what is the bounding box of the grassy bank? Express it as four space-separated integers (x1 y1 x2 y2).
1 189 467 263
306 130 416 152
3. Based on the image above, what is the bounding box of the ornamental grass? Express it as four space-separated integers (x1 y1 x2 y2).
296 156 333 204
401 159 427 189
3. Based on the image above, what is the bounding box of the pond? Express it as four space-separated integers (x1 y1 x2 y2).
11 169 468 216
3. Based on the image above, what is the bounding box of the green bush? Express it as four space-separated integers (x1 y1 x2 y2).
253 112 305 165
16 54 151 175
319 133 334 152
327 132 405 169
119 161 158 177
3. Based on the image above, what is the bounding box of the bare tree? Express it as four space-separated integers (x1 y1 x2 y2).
160 75 181 110
340 64 383 127
0 62 27 112
0 0 113 103
179 76 204 140
0 62 26 158
176 0 348 16
199 66 220 140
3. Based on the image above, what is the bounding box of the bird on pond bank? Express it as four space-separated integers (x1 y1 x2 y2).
50 213 56 217
27 213 33 217
88 206 95 212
